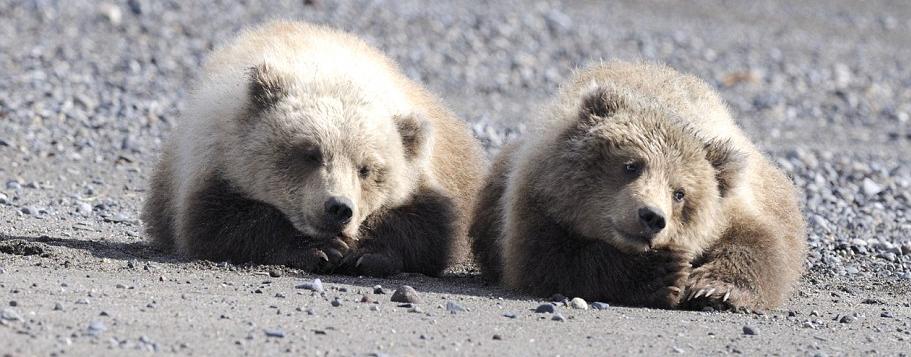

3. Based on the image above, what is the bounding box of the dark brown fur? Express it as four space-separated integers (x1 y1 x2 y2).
341 187 457 277
179 172 350 271
471 151 690 307
468 144 514 283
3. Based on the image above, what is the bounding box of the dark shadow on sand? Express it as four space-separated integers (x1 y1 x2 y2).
0 233 181 264
0 233 531 300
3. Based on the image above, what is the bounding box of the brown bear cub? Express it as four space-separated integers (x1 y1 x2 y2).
142 21 486 277
470 62 806 310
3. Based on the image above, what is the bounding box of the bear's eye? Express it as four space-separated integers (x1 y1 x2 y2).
303 148 322 164
358 165 371 179
673 189 686 202
623 162 641 175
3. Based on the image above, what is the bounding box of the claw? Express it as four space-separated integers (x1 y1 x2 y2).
693 289 706 299
325 248 343 262
705 288 716 297
355 255 365 268
722 291 731 302
331 238 349 252
316 250 329 263
668 286 682 294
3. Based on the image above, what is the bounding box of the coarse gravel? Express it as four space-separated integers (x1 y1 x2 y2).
1 0 910 355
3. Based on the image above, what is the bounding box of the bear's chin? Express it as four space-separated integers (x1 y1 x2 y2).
607 230 660 254
290 220 334 239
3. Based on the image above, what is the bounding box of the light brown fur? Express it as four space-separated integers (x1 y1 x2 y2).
470 61 806 310
143 21 485 275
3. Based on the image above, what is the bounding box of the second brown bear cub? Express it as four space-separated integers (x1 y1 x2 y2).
471 62 806 310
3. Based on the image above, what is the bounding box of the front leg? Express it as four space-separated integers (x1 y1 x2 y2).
682 214 804 311
342 189 457 277
181 176 348 272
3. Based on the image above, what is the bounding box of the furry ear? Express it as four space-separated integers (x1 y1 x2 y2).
394 113 433 161
579 85 623 123
247 63 290 110
704 139 747 196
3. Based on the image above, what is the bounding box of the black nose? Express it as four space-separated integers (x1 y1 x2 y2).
638 206 666 234
324 196 353 226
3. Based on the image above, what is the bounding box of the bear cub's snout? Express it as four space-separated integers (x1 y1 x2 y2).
637 206 666 236
323 196 354 229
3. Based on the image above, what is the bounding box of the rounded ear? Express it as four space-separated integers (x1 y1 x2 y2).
394 113 433 161
579 85 624 124
247 63 291 110
704 139 747 196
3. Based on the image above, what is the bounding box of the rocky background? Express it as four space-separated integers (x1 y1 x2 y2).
1 1 909 355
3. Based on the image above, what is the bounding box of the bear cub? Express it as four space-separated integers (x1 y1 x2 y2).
470 62 806 310
142 21 486 277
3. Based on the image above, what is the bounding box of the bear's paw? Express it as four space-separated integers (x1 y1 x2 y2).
682 266 756 312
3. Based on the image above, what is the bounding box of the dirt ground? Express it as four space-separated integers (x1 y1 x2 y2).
0 235 910 355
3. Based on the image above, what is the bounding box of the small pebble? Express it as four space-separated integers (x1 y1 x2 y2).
390 285 422 304
862 178 882 196
330 298 341 307
268 270 282 278
77 202 93 214
502 312 517 319
742 325 758 335
591 302 610 310
535 303 556 313
1 308 22 321
880 311 894 318
408 306 423 313
551 313 566 321
264 329 285 338
87 321 107 336
549 293 566 302
98 2 122 25
6 180 21 190
570 297 588 310
53 303 63 311
8 301 17 307
295 278 323 292
492 334 502 340
839 315 856 324
373 285 385 294
360 295 374 303
445 301 466 314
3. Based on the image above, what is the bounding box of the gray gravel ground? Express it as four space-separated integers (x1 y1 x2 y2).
1 0 910 355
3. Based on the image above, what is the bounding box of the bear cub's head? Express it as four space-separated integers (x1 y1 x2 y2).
530 86 745 254
223 63 431 240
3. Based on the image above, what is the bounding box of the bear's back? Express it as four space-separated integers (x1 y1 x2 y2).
197 21 412 120
565 62 757 154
